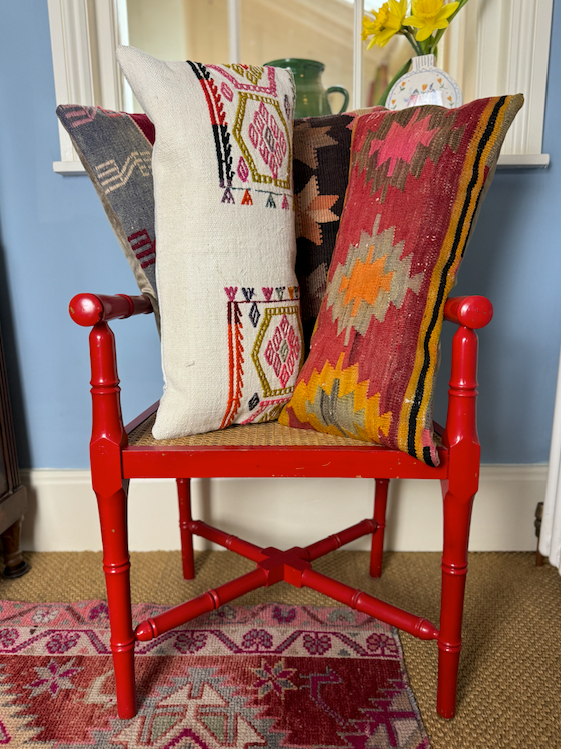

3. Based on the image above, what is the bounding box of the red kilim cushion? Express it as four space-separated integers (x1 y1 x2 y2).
280 95 524 466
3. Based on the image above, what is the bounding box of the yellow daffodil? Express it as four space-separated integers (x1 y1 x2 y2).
362 0 408 49
405 0 460 42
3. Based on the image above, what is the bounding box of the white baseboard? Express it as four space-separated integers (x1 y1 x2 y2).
19 466 547 553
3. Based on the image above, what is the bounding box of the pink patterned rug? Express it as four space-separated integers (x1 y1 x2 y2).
0 600 430 748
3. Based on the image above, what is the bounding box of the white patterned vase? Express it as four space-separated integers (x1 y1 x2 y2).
385 54 462 111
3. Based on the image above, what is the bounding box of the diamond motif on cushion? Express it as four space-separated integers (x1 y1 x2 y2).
252 308 302 395
228 63 264 87
249 302 261 328
247 103 287 178
208 64 277 95
354 107 465 201
279 338 289 363
327 220 424 345
234 98 291 188
248 393 260 410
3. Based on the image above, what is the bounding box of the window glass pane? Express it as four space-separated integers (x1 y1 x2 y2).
125 0 193 111
176 1 230 64
240 0 355 110
340 0 384 11
125 1 235 110
362 35 412 108
124 0 411 113
361 0 413 108
126 0 190 63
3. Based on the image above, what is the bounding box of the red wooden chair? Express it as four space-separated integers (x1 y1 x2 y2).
69 290 492 721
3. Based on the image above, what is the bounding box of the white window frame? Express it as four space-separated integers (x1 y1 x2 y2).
441 0 553 167
48 0 128 174
48 0 553 175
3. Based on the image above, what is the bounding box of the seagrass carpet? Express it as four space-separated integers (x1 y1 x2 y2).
2 550 561 748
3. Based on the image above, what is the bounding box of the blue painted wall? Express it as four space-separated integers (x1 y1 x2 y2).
0 0 559 468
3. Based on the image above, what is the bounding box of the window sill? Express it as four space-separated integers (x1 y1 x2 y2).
53 161 87 176
497 154 550 169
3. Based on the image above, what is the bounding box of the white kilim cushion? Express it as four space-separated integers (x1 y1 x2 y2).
117 46 303 439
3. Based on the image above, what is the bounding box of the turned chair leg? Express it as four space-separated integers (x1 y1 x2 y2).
1 517 30 578
534 501 545 566
437 483 475 719
370 478 389 578
96 482 136 719
177 478 195 579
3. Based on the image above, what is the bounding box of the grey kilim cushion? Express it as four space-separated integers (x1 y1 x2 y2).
56 106 159 322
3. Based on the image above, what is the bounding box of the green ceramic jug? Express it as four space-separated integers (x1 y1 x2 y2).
264 58 349 118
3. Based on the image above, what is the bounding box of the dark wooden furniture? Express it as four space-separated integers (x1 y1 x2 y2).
0 325 29 578
70 291 493 721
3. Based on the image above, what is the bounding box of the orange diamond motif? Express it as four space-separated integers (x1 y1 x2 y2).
326 218 424 344
339 248 394 317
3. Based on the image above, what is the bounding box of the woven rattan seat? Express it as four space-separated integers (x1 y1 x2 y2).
127 411 379 448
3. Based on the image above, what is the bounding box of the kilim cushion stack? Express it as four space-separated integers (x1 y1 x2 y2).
56 105 370 345
280 95 524 466
56 106 159 319
117 46 303 439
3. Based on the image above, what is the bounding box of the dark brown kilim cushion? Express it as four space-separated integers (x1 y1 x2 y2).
293 110 374 348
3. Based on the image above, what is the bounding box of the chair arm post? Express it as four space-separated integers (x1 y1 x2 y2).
69 293 151 495
69 293 153 326
444 298 493 498
89 322 127 497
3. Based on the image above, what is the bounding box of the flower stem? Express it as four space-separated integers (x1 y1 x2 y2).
376 58 412 106
403 29 423 56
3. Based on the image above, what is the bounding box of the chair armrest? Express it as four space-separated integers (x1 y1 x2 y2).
444 296 493 329
69 293 153 327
